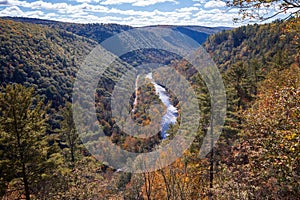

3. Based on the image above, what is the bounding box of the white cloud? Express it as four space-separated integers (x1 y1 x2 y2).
0 0 250 27
75 0 91 3
101 0 135 5
193 3 202 7
176 6 199 13
204 0 226 9
133 0 178 6
73 0 101 2
30 1 56 9
0 5 23 15
43 12 56 17
0 5 48 19
101 0 178 7
192 8 240 26
0 1 109 14
0 0 25 6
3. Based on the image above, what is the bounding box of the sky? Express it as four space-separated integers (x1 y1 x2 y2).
0 0 279 27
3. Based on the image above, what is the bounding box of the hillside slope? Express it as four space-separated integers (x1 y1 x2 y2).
1 17 132 44
204 20 299 70
0 19 97 107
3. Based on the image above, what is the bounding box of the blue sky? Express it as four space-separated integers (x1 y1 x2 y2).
0 0 278 27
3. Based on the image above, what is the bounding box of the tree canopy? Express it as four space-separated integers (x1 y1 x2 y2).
0 84 49 200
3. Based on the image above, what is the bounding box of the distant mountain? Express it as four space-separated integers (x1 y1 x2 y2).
1 17 228 45
147 24 230 34
140 25 231 44
2 17 297 111
1 16 133 44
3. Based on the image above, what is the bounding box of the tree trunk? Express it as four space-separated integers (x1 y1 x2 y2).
71 146 75 163
13 107 30 200
144 172 152 200
22 162 30 200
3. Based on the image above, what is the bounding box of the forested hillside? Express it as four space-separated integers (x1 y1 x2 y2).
204 20 299 70
0 17 299 199
1 17 133 44
0 18 97 107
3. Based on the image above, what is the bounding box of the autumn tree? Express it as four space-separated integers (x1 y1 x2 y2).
226 0 300 21
0 84 50 200
216 64 300 199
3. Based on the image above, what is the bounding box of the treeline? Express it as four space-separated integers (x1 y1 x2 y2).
2 17 133 44
204 19 299 71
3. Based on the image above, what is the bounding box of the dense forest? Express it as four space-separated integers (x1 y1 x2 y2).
0 16 299 200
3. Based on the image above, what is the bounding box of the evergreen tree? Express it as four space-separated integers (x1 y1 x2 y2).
59 102 80 164
0 84 49 200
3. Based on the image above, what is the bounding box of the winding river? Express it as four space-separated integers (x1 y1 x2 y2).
133 73 178 139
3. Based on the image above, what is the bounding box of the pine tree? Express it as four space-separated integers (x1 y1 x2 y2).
59 102 80 164
0 84 49 200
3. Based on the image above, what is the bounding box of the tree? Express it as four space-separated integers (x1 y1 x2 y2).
59 102 80 164
226 0 300 21
244 65 300 198
225 61 252 110
217 64 300 199
0 84 49 200
142 171 155 200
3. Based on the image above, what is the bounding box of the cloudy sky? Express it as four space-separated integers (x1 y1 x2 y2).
0 0 278 27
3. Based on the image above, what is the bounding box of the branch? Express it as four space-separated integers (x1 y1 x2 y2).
262 9 288 21
283 0 300 8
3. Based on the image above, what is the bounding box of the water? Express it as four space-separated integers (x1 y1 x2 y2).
132 74 139 113
145 73 178 139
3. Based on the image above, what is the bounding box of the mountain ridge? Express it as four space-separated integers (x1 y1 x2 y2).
1 16 229 44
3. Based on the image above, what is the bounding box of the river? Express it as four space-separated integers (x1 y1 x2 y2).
133 73 178 139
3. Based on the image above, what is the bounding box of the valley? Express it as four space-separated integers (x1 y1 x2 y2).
0 16 299 199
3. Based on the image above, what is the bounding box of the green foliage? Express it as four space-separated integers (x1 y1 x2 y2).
59 102 80 164
205 20 299 71
2 16 133 44
0 19 97 109
0 84 50 199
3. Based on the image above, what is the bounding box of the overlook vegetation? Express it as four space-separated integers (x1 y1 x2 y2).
0 17 299 199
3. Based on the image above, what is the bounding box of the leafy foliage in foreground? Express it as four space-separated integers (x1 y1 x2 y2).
0 84 51 199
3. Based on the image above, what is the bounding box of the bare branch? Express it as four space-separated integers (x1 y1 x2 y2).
225 0 300 21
